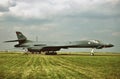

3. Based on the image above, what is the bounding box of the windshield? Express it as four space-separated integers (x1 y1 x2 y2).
90 40 101 44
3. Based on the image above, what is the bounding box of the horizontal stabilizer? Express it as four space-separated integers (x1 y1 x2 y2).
4 40 21 42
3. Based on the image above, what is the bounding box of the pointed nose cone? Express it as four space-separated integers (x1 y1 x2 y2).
106 44 114 48
109 44 114 47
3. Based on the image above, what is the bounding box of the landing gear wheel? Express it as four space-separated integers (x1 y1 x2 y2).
45 51 49 55
53 52 57 55
45 51 57 55
91 53 94 56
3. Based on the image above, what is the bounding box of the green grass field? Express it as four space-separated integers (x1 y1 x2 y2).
0 52 120 79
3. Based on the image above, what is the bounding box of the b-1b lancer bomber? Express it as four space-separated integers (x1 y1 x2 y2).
5 31 114 55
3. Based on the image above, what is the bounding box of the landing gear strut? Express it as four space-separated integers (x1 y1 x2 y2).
90 48 95 56
22 48 29 55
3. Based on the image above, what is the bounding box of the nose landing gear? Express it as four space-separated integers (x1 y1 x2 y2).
90 48 95 56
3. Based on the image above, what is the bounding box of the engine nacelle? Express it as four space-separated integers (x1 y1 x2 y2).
27 48 41 52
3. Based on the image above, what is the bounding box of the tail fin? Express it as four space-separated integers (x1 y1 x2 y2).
16 31 27 40
16 31 27 44
5 31 28 44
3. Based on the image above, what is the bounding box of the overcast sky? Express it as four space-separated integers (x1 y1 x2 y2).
0 0 120 52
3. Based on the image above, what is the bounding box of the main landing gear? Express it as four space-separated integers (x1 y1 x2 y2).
90 48 95 56
45 51 57 55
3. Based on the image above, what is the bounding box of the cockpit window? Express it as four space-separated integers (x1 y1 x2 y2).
90 40 100 44
88 42 91 44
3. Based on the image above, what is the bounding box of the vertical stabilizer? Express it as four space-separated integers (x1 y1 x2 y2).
16 31 27 44
16 31 27 40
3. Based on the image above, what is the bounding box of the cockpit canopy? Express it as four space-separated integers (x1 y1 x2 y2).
90 40 101 44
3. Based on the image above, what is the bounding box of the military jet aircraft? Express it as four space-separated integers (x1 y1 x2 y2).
5 31 114 55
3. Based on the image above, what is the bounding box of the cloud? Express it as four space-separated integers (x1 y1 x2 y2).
112 32 120 37
13 23 56 32
0 5 9 12
94 29 112 33
0 0 16 12
0 0 119 19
